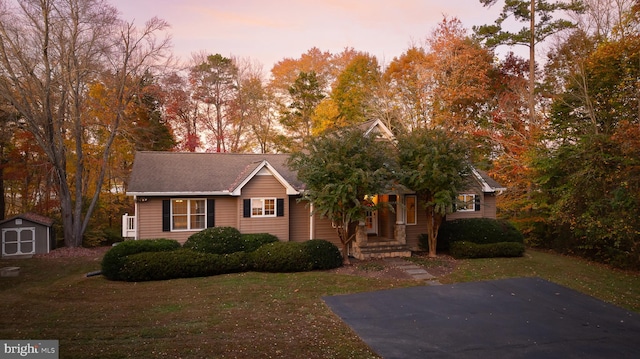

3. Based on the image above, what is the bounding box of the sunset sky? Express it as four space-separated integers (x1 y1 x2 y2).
111 0 524 72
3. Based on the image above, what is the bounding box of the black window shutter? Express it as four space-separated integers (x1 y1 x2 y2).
277 198 285 217
243 199 251 218
474 195 481 211
207 199 215 228
162 200 171 232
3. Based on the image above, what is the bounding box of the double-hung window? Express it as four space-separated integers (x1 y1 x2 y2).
456 194 476 212
251 198 276 217
243 198 284 218
172 199 206 230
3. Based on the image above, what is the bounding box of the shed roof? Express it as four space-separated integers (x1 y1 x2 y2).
0 212 54 227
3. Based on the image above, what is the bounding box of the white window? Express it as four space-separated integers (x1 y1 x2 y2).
457 194 476 212
405 195 417 225
251 198 276 217
172 199 206 230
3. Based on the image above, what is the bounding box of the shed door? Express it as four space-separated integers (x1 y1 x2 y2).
2 228 36 256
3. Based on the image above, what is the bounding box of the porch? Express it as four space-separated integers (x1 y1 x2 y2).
122 213 136 239
350 194 412 259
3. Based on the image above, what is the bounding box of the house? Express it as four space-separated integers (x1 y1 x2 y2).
1 212 55 258
123 120 505 259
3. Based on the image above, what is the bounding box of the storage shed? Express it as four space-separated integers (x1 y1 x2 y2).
1 213 55 258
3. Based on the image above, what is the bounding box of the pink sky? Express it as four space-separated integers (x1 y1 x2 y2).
111 0 519 72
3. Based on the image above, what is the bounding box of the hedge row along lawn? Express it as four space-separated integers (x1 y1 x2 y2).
0 248 638 359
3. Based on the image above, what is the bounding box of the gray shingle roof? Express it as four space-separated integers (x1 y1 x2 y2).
0 212 54 227
472 168 507 193
127 152 304 195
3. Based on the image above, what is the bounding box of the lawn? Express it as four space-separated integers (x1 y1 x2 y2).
0 248 638 358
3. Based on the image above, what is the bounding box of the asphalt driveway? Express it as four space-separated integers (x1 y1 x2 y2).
323 277 640 358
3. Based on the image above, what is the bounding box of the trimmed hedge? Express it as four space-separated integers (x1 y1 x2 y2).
450 241 526 259
103 233 343 281
250 242 313 273
118 249 249 282
241 233 279 252
183 227 244 254
305 239 343 270
423 218 524 252
101 239 181 280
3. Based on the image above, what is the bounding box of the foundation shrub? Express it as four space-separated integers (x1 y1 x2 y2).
183 227 244 254
241 233 279 252
250 242 313 272
118 249 250 282
304 239 343 270
429 218 524 251
101 239 181 280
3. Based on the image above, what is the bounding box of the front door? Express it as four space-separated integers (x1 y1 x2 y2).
2 228 36 256
365 210 378 235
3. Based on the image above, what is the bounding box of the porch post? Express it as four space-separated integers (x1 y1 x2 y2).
355 220 368 246
394 195 406 245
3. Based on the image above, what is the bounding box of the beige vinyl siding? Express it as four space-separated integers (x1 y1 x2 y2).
405 202 428 251
214 197 237 227
238 174 289 241
312 216 341 248
289 198 310 242
482 193 497 219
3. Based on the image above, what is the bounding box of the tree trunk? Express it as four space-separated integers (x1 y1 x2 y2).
529 0 536 126
337 226 352 265
426 206 437 258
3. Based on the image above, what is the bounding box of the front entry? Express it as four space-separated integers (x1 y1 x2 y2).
365 210 378 235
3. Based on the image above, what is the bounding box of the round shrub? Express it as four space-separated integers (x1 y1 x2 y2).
304 239 343 270
250 242 313 273
450 241 526 259
118 249 250 282
241 233 279 252
426 218 524 251
183 227 244 254
101 239 181 280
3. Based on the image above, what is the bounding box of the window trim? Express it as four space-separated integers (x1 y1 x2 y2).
250 197 277 218
171 198 207 231
405 195 417 225
456 194 477 212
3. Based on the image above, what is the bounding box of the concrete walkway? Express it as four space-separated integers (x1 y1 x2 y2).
383 258 442 285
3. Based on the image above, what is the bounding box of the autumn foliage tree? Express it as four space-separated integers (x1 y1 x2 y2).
331 53 381 127
532 2 640 268
0 0 171 247
190 54 239 153
427 17 494 131
279 71 326 150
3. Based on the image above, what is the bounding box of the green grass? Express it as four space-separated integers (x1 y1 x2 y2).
0 253 411 359
0 248 638 358
439 249 640 312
